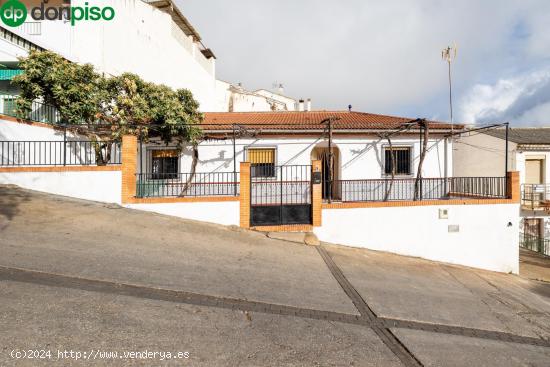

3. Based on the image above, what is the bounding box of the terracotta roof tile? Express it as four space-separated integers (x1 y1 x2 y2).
202 111 461 131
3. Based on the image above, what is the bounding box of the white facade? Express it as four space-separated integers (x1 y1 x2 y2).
4 0 220 110
315 203 519 274
127 201 240 226
139 135 451 180
1 1 301 113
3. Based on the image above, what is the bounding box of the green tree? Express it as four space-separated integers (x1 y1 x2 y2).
12 51 203 169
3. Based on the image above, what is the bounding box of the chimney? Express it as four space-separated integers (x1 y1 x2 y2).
298 99 304 111
348 104 352 112
306 98 312 111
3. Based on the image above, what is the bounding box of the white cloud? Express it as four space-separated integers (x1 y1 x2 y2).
181 0 550 118
459 69 550 125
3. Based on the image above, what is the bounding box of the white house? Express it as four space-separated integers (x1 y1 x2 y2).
0 2 521 274
215 81 301 112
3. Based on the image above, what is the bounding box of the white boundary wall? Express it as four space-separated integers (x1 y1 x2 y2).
0 170 122 204
0 118 121 203
315 203 520 273
125 201 240 226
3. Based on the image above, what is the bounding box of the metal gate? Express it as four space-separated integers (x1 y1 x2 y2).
250 164 312 226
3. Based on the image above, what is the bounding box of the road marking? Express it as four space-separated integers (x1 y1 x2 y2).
1 263 549 353
316 246 423 367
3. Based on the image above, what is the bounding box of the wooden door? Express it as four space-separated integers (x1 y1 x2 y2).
525 159 543 184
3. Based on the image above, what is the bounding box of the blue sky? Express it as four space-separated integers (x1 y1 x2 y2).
180 0 550 126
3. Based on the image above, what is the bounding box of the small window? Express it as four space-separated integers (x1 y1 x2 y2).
151 150 179 179
384 146 411 175
248 148 275 177
2 97 16 116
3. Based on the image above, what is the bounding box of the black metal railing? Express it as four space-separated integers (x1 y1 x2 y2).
136 172 239 198
520 232 550 257
521 184 550 210
449 177 507 198
0 140 121 166
331 176 506 202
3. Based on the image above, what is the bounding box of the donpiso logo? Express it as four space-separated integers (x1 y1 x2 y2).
0 0 115 27
1 0 27 27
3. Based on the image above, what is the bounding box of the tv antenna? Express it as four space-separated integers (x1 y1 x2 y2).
442 43 457 126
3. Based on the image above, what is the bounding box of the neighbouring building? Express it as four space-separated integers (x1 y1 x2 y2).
215 81 301 112
0 0 300 112
454 127 550 256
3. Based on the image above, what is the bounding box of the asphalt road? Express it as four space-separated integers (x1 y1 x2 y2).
1 185 549 366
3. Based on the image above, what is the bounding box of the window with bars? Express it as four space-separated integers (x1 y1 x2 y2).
151 149 179 179
248 148 276 177
384 146 412 176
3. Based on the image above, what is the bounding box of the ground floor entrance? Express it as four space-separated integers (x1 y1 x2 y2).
250 165 312 226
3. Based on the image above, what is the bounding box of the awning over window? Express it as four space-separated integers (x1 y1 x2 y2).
248 148 275 164
0 69 23 80
152 149 179 158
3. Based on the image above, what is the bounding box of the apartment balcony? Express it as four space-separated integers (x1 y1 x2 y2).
521 184 550 212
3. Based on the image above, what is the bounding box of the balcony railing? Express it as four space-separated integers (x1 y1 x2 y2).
521 184 550 210
520 232 550 257
0 93 61 124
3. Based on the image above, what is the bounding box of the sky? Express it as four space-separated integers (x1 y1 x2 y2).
179 0 550 126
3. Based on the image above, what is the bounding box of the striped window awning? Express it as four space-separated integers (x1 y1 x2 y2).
248 148 275 164
0 69 23 80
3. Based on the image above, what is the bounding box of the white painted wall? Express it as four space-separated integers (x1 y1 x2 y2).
453 133 517 177
315 203 519 273
0 170 122 203
0 118 67 141
7 0 220 111
126 201 240 226
139 135 451 180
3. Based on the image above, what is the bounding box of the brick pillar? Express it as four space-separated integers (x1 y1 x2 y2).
240 162 251 228
507 171 520 203
312 160 322 227
121 135 138 204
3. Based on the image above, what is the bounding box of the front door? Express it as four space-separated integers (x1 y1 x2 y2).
523 218 543 252
526 159 543 184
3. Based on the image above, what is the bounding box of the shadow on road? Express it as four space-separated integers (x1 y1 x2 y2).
0 185 31 229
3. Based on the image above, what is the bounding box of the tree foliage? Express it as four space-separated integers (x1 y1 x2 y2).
12 50 203 149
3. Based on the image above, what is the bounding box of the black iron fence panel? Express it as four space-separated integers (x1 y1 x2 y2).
0 140 121 166
136 172 239 198
250 164 312 226
520 232 550 257
449 177 506 198
332 176 506 202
